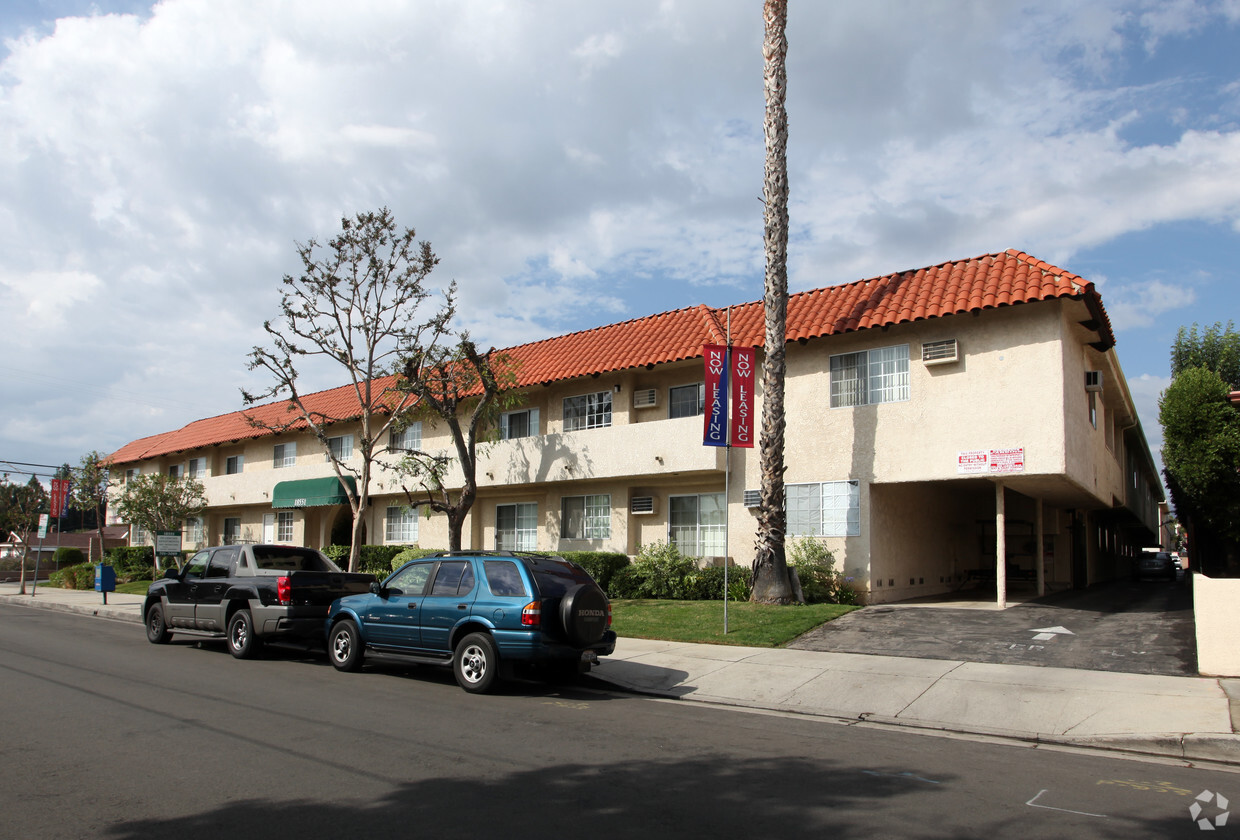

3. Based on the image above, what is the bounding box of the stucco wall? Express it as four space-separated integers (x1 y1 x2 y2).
1194 574 1240 677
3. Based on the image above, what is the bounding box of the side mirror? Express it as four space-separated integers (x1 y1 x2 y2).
162 567 181 580
369 581 386 597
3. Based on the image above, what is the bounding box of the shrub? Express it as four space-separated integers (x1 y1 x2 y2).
629 542 698 599
379 546 441 578
607 564 643 599
682 565 751 601
786 537 859 604
558 551 630 592
105 546 157 582
49 562 97 590
53 547 85 567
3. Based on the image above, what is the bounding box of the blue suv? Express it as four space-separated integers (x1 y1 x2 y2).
325 551 616 693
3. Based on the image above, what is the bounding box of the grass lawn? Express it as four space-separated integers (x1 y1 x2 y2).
115 581 151 595
611 599 859 648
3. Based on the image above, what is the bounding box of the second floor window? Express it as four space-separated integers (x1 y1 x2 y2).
326 434 353 461
564 392 612 431
390 422 421 452
830 345 909 408
669 383 705 419
225 454 244 475
187 458 205 479
273 443 296 469
501 408 539 440
167 464 182 479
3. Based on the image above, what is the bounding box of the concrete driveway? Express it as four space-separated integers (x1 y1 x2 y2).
789 577 1197 676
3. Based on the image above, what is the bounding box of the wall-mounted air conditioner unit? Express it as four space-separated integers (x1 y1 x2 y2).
1084 371 1103 392
633 389 658 408
631 496 657 515
921 338 959 365
743 489 761 508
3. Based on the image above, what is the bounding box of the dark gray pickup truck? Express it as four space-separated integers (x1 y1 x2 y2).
143 544 374 658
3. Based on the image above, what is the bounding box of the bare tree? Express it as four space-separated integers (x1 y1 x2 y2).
751 0 797 604
243 208 453 572
390 338 519 551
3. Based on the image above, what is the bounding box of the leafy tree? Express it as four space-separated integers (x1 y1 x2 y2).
114 474 208 577
0 474 49 594
69 451 112 562
391 338 519 551
1160 321 1240 577
751 0 797 604
243 207 453 573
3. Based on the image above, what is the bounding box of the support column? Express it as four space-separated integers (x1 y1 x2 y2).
995 481 1007 609
1035 497 1045 598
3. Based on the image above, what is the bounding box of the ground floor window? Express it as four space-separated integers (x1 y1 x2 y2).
496 503 537 551
787 480 860 537
223 517 242 545
385 505 418 543
185 517 205 548
669 493 725 558
276 511 294 542
561 494 610 539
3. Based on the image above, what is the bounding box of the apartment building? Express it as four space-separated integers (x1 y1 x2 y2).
106 249 1163 604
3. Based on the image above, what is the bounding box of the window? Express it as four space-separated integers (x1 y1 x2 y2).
277 511 294 542
561 494 611 540
787 480 860 537
273 442 296 468
326 434 353 461
131 524 149 546
829 345 909 408
669 383 705 419
390 422 421 452
185 517 205 547
501 408 539 440
1088 391 1097 429
563 392 612 431
125 469 137 482
187 458 205 479
225 454 244 475
223 517 242 545
669 493 725 558
387 562 432 595
167 464 183 479
496 503 537 551
484 561 528 597
385 505 418 543
430 561 475 597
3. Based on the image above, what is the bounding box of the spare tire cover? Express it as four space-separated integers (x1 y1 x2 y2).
558 584 609 647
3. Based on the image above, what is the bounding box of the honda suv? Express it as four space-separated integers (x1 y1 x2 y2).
325 551 616 693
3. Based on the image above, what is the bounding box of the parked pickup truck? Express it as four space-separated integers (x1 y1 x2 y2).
143 544 375 658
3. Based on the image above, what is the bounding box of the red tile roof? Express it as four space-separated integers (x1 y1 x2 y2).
107 249 1112 465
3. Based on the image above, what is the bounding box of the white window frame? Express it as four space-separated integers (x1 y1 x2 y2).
326 434 353 461
668 493 726 559
668 383 705 419
563 392 612 431
185 517 205 547
390 422 422 452
496 503 537 551
560 494 611 540
385 505 419 543
225 454 244 475
167 463 183 479
276 511 294 543
500 408 540 440
273 442 297 469
786 480 861 538
829 345 910 408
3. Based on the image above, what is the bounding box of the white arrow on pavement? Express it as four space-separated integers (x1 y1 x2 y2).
1029 626 1075 641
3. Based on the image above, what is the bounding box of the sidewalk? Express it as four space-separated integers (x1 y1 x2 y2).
3 581 1237 765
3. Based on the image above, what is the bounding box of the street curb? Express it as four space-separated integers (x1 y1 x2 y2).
0 593 142 624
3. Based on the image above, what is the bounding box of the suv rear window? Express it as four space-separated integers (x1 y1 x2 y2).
252 546 338 572
525 557 594 597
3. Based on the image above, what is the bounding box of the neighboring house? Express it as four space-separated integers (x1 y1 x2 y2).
105 249 1162 604
1 526 130 565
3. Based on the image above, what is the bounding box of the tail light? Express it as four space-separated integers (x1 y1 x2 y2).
607 602 613 628
277 576 291 606
521 601 541 627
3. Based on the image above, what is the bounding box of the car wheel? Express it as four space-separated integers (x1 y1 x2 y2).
145 604 172 644
558 584 609 647
328 619 365 672
226 609 262 660
454 632 499 694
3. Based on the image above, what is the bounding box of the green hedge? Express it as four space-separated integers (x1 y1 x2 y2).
556 551 630 593
48 562 97 590
104 546 158 582
52 547 85 567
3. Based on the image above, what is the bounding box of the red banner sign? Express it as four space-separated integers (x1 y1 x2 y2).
729 346 755 448
49 478 71 519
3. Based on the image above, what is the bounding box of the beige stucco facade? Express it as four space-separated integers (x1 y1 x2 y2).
108 293 1161 605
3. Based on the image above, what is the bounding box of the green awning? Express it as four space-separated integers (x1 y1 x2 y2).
271 476 357 509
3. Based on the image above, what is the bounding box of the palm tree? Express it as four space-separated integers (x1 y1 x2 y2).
751 0 796 604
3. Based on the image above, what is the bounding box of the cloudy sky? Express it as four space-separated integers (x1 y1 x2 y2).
1 0 1238 483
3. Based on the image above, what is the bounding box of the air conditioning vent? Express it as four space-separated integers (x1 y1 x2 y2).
743 489 761 508
921 339 958 364
631 496 656 515
1084 370 1103 392
633 389 658 408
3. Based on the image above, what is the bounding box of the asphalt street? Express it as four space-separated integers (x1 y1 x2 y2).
790 578 1196 676
3 601 1238 839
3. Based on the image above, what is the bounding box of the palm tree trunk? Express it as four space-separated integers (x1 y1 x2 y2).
751 0 796 605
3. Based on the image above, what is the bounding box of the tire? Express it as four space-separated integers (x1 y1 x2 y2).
145 604 172 644
226 609 262 660
328 619 365 672
558 584 610 647
453 632 500 694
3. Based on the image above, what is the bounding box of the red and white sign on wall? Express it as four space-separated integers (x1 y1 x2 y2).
957 447 1025 475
